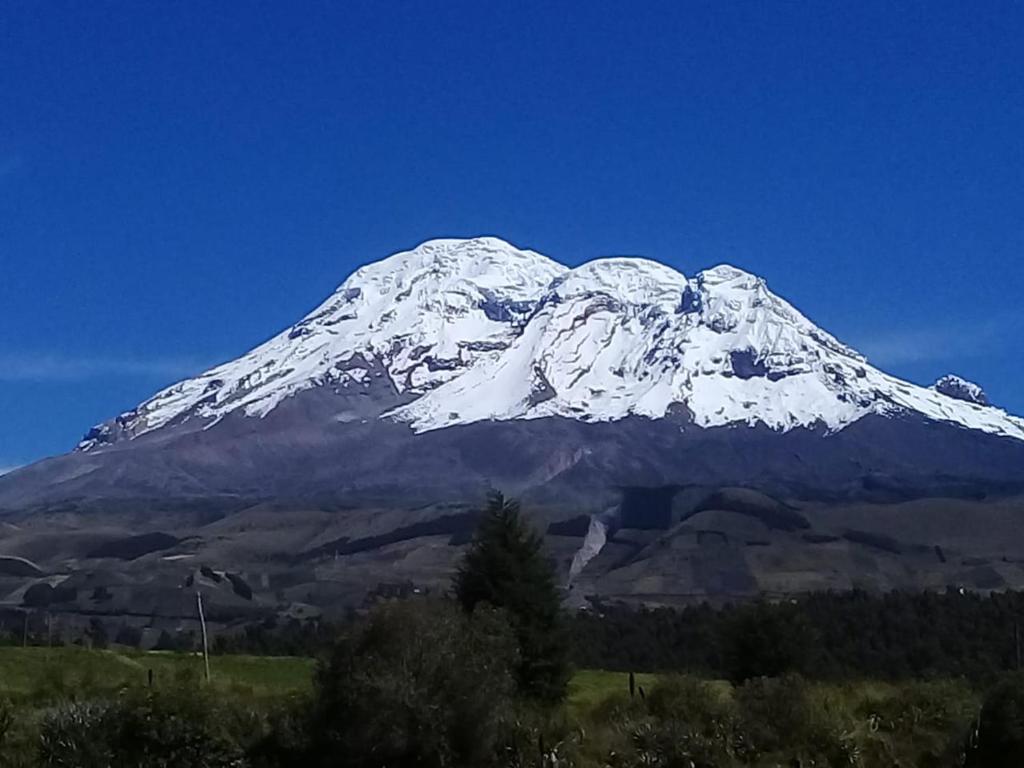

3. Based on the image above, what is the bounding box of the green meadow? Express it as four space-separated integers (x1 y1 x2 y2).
0 646 314 703
0 646 650 708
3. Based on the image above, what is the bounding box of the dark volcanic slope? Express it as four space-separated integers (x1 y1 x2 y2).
3 391 1024 620
3 388 1024 514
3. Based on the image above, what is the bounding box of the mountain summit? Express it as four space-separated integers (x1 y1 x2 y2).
78 237 566 449
78 236 1024 451
6 237 1024 612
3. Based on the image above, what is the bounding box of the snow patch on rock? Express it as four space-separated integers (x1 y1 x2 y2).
933 374 991 406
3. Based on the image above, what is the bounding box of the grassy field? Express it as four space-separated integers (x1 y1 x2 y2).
565 668 656 712
0 646 314 702
0 646 642 707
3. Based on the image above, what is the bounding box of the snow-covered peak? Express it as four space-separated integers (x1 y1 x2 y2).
933 374 990 406
697 263 759 284
547 257 688 305
693 264 864 362
77 237 1024 451
341 237 563 299
287 236 564 362
78 237 565 450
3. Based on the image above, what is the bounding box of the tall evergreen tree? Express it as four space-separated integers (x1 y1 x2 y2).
454 491 570 703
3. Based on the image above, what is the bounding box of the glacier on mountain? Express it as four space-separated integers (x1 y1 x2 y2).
78 237 1024 450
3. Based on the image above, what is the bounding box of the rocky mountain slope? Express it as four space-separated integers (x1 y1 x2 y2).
2 236 1024 620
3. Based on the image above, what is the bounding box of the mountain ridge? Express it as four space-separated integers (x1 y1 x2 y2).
5 237 1024 614
75 236 1024 452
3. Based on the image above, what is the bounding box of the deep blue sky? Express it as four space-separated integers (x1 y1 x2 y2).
2 1 1023 469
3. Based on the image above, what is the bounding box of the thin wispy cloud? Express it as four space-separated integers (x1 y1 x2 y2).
852 316 1011 368
857 329 986 367
0 354 213 383
0 464 22 477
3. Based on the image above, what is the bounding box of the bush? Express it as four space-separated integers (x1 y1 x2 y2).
37 687 248 768
588 690 647 727
967 672 1024 767
613 678 732 767
591 677 741 767
0 700 12 745
617 719 738 768
0 698 22 767
734 675 859 766
858 679 975 767
496 706 583 768
646 675 733 729
307 599 520 768
246 696 312 768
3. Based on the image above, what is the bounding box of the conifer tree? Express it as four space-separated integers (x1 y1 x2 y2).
454 491 570 703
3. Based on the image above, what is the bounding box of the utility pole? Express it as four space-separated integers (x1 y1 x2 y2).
1015 620 1021 670
196 591 211 683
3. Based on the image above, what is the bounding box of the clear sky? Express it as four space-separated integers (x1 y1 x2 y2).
2 1 1023 469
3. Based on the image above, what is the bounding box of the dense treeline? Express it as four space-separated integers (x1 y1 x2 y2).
210 618 340 657
208 589 1024 686
573 589 1024 684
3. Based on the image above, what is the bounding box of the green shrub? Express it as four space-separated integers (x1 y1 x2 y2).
307 599 519 768
646 675 733 729
735 675 859 766
0 699 13 749
618 719 738 768
37 701 115 768
37 687 247 768
0 698 31 768
967 671 1024 768
245 695 312 768
858 679 975 767
587 690 647 726
496 706 583 768
588 677 741 767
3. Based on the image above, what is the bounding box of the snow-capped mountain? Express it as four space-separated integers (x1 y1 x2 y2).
8 236 1024 614
78 236 1024 451
79 238 567 449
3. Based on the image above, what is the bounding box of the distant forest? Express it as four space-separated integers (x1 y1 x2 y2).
203 589 1024 684
572 590 1024 684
